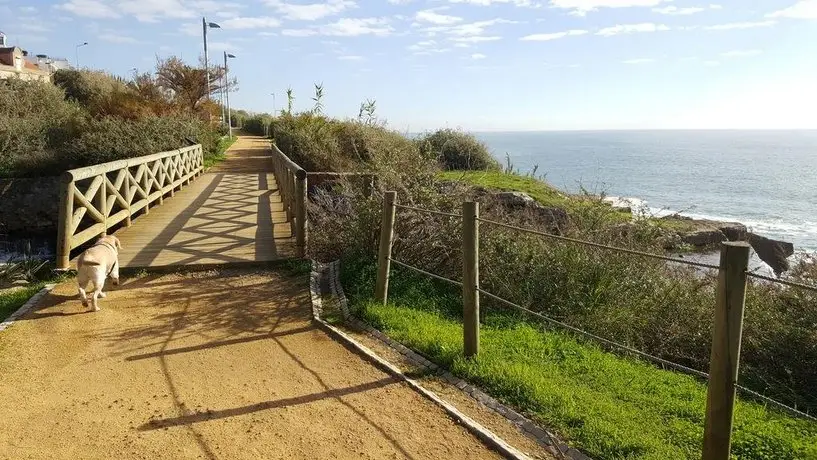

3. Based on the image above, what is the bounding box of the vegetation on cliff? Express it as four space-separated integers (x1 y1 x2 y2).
0 56 233 178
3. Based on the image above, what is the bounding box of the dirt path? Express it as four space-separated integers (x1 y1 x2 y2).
0 268 502 460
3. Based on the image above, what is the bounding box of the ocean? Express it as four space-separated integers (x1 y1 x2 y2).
475 130 817 254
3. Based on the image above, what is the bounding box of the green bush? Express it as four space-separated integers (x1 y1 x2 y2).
0 71 223 178
243 114 273 136
416 128 500 171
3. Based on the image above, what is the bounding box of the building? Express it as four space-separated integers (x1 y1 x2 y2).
0 32 67 82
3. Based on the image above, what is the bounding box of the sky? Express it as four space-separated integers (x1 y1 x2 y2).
3 0 817 131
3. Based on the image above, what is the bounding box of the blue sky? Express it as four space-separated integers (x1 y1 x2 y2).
4 0 817 130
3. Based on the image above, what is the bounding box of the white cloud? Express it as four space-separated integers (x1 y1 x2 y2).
281 29 317 36
57 0 120 18
520 29 587 40
99 33 139 43
415 8 462 25
449 35 502 43
471 53 486 59
408 39 451 54
117 0 195 22
19 6 37 13
767 0 817 19
338 54 364 60
704 20 777 30
550 0 667 16
653 5 708 15
420 18 516 37
721 49 763 57
596 22 669 36
265 0 355 21
450 0 538 7
220 16 282 29
621 58 655 64
703 60 720 66
285 17 393 37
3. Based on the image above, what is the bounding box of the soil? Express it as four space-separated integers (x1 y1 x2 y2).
0 268 503 460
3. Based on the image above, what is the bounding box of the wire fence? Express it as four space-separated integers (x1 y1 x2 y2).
380 198 817 422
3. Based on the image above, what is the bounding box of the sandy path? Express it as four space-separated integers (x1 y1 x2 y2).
0 268 502 460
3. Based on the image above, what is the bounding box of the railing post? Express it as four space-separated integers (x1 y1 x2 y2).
56 174 74 270
703 241 750 460
375 191 397 304
142 165 150 216
295 170 307 258
97 173 108 237
462 201 480 358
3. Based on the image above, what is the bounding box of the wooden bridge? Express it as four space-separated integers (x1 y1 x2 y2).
55 136 307 270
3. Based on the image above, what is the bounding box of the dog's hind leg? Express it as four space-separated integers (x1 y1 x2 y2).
77 272 89 307
90 272 105 312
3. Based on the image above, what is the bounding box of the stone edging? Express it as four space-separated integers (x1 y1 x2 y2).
309 261 533 460
320 260 592 460
0 284 56 333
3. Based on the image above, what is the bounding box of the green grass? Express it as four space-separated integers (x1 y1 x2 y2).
0 282 47 322
439 170 573 208
340 257 817 460
204 135 237 169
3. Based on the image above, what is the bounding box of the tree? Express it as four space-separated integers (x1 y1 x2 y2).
154 56 236 113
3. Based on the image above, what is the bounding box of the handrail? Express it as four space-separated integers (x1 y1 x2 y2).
55 144 204 269
269 142 307 257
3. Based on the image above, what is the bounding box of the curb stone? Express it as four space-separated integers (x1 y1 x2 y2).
0 284 56 333
309 261 534 460
319 260 593 460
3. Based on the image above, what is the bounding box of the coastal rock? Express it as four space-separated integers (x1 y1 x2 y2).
747 233 794 276
484 191 569 233
717 222 748 241
681 229 727 247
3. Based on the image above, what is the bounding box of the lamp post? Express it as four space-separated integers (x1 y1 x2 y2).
270 93 276 115
202 17 221 102
224 52 236 138
75 42 88 68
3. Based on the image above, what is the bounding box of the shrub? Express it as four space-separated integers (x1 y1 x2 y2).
416 128 500 171
243 114 273 136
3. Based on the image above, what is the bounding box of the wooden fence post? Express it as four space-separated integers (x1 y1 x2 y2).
462 201 480 358
56 175 74 270
702 241 750 460
295 170 307 258
375 191 397 304
97 174 108 237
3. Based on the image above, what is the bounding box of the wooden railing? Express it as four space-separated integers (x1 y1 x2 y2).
55 145 204 269
270 143 307 257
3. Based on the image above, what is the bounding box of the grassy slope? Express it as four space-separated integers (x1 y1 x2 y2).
340 258 817 460
0 283 46 321
439 170 698 232
204 135 237 170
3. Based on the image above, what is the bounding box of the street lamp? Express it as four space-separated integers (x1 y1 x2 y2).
202 17 221 102
224 52 236 138
75 42 88 68
270 93 276 115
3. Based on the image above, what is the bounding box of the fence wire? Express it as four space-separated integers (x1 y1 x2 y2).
746 272 817 293
389 258 463 287
477 217 721 270
393 203 463 219
384 202 817 420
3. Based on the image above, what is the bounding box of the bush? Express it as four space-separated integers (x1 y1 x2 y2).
1 66 225 178
272 113 437 192
416 128 500 171
243 114 273 136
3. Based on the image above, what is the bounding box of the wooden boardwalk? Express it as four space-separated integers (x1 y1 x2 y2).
83 136 295 269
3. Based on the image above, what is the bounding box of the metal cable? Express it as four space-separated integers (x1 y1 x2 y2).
393 203 463 219
389 258 463 287
476 288 710 379
746 272 817 293
477 217 721 270
734 383 817 422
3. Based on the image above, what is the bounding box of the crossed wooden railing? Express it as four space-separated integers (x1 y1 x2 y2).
56 145 204 269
